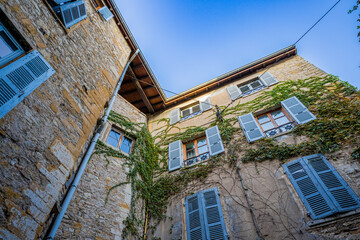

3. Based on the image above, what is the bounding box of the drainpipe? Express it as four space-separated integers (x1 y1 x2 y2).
47 49 139 239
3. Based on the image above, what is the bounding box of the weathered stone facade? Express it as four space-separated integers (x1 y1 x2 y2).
0 0 130 238
1 1 359 240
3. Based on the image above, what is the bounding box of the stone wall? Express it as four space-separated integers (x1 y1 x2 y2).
0 0 131 239
57 95 147 239
147 55 360 239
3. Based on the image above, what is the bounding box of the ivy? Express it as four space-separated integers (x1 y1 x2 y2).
91 75 359 239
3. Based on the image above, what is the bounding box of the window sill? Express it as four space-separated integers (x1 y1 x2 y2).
307 208 360 228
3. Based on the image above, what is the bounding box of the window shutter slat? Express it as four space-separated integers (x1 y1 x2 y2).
259 71 278 86
98 6 114 21
281 96 316 124
205 125 224 156
0 50 55 119
169 108 180 125
238 113 264 142
168 140 183 171
202 188 228 240
283 158 336 219
186 194 206 240
200 97 212 112
58 0 87 29
304 154 360 213
226 85 241 100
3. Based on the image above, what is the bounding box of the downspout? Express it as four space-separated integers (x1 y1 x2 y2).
47 49 140 239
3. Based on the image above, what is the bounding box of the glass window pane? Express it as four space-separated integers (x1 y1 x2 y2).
197 138 206 146
182 109 191 117
192 104 201 113
239 85 250 94
271 110 284 119
186 149 196 159
250 80 262 89
120 136 132 154
107 130 120 147
257 115 270 124
198 145 208 154
186 142 195 150
0 31 16 58
261 121 275 131
274 116 290 126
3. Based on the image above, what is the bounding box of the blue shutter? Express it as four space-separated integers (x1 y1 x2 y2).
168 140 183 171
304 154 360 213
281 96 316 125
169 108 180 125
201 188 228 240
54 0 87 29
205 126 224 156
185 193 206 240
98 6 114 21
226 85 241 101
259 72 278 86
238 113 265 142
0 50 55 119
200 97 212 112
283 157 336 219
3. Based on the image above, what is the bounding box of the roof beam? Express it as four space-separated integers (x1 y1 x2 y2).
128 67 154 113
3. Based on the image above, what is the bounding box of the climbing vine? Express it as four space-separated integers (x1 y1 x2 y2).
92 74 359 239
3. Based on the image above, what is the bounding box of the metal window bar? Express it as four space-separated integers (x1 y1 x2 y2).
240 85 266 97
184 152 210 166
264 121 296 137
182 110 202 120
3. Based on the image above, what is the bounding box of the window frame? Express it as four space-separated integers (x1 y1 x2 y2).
237 78 266 97
0 23 25 68
255 108 296 137
183 136 210 166
90 0 104 9
106 128 134 154
180 103 201 120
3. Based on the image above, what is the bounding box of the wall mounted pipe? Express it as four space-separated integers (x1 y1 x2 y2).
46 49 139 239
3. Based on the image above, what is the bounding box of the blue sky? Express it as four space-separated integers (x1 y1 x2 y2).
115 0 360 97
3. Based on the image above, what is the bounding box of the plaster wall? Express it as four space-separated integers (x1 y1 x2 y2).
0 0 131 238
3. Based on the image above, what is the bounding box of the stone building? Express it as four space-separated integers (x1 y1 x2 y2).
0 0 359 240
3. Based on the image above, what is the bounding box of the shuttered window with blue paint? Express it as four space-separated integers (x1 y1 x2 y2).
283 154 360 220
185 188 229 240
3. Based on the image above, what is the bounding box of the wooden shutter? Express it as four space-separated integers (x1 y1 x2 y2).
169 108 180 125
238 113 264 142
98 6 114 21
304 154 360 213
281 96 316 124
0 50 55 119
202 188 228 240
57 0 87 29
185 193 206 240
205 126 224 156
168 140 183 171
283 157 336 219
200 97 212 112
226 85 241 100
259 72 278 86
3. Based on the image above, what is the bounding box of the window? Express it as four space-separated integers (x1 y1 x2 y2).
0 23 25 67
47 0 87 29
283 154 360 220
226 72 278 101
106 129 133 154
183 137 210 166
90 0 104 9
256 108 295 137
169 97 212 125
168 126 224 171
185 188 229 240
89 0 114 21
181 103 201 120
0 15 55 119
237 79 265 97
238 96 316 142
